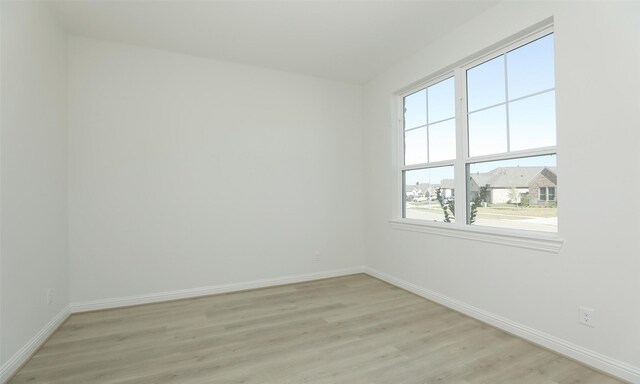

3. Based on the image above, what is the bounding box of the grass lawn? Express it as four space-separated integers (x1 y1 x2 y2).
407 202 557 219
477 204 557 218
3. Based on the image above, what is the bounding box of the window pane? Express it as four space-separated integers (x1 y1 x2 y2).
507 34 555 100
404 166 455 223
467 154 557 232
428 119 456 162
468 105 507 157
548 187 556 201
404 127 427 165
428 77 455 123
467 56 505 112
404 89 426 129
509 91 556 151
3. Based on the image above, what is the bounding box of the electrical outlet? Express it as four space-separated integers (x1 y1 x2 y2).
579 306 595 327
46 288 53 305
314 252 320 261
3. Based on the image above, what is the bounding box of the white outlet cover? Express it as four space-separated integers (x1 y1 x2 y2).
579 306 595 327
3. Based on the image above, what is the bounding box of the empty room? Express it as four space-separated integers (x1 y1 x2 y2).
1 0 639 383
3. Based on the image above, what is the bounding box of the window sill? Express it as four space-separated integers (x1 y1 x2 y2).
389 219 563 253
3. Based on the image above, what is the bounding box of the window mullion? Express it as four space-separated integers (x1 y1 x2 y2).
504 55 511 153
466 147 556 164
397 96 406 220
454 67 468 227
401 160 456 172
425 90 430 163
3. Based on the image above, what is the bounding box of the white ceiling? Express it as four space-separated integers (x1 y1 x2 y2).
46 1 498 84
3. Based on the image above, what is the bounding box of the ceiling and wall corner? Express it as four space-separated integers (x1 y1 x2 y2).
45 0 498 84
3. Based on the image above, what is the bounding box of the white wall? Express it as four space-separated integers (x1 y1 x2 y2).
68 37 364 304
0 0 68 366
363 0 640 379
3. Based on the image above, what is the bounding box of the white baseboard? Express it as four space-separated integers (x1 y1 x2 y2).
364 267 639 384
70 267 365 313
0 307 70 384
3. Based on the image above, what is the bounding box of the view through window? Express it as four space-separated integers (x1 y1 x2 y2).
401 29 557 233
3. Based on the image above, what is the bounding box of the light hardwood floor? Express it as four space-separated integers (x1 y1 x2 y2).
9 274 624 384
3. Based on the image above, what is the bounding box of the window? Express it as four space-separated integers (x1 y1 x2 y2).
402 76 456 222
399 27 557 234
539 186 556 202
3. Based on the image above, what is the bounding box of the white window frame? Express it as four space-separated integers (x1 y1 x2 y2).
539 187 548 202
391 23 563 253
539 186 556 202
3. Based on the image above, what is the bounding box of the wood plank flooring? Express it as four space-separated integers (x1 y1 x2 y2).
8 274 624 384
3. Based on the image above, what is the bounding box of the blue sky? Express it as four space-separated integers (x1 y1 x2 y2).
404 33 556 185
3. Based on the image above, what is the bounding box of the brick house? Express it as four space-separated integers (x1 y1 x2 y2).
526 168 557 205
440 167 557 205
471 166 557 205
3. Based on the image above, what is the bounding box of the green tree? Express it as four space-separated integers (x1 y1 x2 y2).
469 199 478 224
437 185 489 224
436 187 454 223
508 187 521 210
477 184 489 204
468 184 489 224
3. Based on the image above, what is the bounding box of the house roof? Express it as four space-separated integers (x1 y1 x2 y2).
440 179 455 189
437 167 557 190
471 167 556 188
405 183 437 192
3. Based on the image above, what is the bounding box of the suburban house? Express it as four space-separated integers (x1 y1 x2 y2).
405 183 437 200
439 166 557 205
